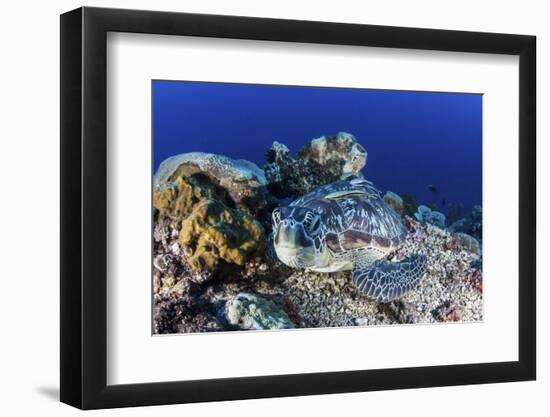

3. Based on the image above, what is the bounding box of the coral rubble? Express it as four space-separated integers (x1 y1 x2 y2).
401 193 418 217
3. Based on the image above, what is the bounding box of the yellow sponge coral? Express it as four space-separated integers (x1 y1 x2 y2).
153 175 265 272
179 199 264 272
153 175 219 220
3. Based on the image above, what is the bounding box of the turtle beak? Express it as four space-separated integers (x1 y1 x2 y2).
275 220 314 250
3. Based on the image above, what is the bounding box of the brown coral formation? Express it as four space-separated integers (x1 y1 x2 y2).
153 175 218 220
179 199 264 272
154 175 265 274
154 152 267 209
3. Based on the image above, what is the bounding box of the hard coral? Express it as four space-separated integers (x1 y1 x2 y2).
401 193 418 217
153 175 217 220
153 174 265 273
179 199 265 272
298 132 367 176
155 152 272 214
224 292 295 330
383 191 404 215
414 204 446 229
154 152 266 192
264 132 367 198
448 205 482 240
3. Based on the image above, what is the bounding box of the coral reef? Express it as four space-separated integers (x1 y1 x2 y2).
179 199 265 272
155 152 266 189
414 204 446 229
152 134 483 334
447 202 465 225
154 152 268 209
153 175 218 220
453 232 481 256
432 301 463 322
263 141 318 198
153 174 265 275
224 292 295 330
297 132 367 175
383 191 404 215
448 205 482 240
264 132 366 198
400 193 418 217
153 216 483 332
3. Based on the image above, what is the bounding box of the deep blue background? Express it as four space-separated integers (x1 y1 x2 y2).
153 81 482 214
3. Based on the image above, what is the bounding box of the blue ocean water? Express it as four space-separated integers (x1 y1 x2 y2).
153 80 482 216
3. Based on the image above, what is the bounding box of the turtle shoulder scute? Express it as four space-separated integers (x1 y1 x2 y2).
323 180 381 202
340 230 373 250
342 197 407 242
325 232 343 253
290 180 380 207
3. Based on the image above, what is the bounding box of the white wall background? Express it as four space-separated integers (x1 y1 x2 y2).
0 0 545 415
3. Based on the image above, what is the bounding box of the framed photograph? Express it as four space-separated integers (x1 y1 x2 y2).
60 6 536 409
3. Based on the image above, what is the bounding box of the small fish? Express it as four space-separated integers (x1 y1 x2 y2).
427 184 438 193
442 198 446 206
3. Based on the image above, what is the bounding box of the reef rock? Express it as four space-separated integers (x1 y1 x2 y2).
383 191 404 215
432 301 463 322
448 205 482 240
414 205 446 229
401 193 418 217
453 232 481 256
447 202 465 225
154 152 267 208
263 141 314 197
264 132 367 198
154 295 224 334
298 132 367 175
224 292 295 330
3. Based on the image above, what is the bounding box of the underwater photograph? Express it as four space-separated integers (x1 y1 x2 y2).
152 80 483 334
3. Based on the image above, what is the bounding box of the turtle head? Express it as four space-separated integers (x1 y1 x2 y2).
272 206 329 269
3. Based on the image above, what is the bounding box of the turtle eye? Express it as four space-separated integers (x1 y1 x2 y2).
272 208 282 226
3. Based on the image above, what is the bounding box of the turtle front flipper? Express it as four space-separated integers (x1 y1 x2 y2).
352 255 427 302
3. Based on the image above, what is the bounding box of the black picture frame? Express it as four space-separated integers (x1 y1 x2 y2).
60 6 536 410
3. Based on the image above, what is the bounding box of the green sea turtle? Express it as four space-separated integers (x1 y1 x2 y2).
272 177 427 302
